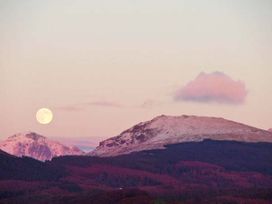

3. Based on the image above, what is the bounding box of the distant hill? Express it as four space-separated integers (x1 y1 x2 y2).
0 132 84 161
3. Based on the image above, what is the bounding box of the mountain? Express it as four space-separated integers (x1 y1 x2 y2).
0 132 84 161
1 118 272 203
91 115 272 157
269 128 272 132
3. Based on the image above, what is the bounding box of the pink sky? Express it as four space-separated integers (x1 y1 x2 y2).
0 0 272 147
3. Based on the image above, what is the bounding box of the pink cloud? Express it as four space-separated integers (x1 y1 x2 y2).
174 72 247 104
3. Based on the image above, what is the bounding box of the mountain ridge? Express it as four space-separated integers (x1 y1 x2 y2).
90 115 272 157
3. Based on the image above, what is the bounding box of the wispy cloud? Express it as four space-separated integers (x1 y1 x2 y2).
56 100 124 112
174 71 247 104
85 101 123 108
56 105 84 112
138 99 160 109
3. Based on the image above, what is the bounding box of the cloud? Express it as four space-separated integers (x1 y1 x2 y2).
139 100 156 109
56 100 123 112
86 101 123 108
56 106 83 112
174 72 247 104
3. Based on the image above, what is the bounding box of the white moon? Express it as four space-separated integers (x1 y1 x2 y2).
36 108 53 124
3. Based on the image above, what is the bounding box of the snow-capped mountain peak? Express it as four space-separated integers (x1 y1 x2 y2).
91 115 272 157
7 131 45 141
0 132 84 161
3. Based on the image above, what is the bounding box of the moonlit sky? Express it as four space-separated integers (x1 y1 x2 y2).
1 0 272 147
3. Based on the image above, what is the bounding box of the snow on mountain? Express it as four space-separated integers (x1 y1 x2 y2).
268 128 272 132
91 115 272 157
0 132 84 161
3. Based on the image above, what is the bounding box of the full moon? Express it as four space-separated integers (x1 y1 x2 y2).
36 108 53 124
